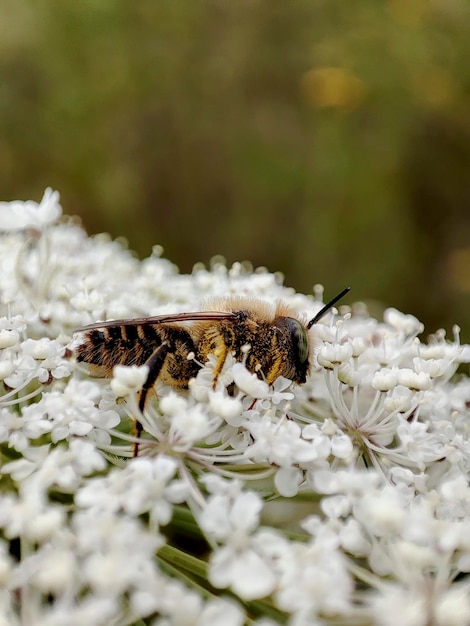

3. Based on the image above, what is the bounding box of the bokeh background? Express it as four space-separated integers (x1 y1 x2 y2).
1 1 470 337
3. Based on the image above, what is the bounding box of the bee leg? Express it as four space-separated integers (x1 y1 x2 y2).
133 342 171 457
198 327 235 391
212 342 231 390
133 419 143 456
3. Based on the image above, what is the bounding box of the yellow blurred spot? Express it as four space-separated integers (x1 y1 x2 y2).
410 67 456 109
448 248 470 293
301 67 365 111
387 0 428 26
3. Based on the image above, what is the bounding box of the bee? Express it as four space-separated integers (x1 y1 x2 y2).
76 287 349 452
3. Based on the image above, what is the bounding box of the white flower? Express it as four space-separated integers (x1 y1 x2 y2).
397 367 432 391
437 474 470 519
130 576 246 626
0 487 65 543
73 509 162 595
168 403 218 451
396 417 446 469
0 329 19 349
198 597 245 626
372 367 399 391
274 466 303 497
304 419 353 459
317 342 354 368
384 308 424 336
190 352 237 396
339 518 371 555
244 414 319 473
15 378 120 446
354 486 408 537
274 528 353 619
368 585 429 626
33 440 107 490
369 582 470 626
20 545 78 595
200 489 261 540
232 362 270 397
200 487 277 600
209 544 277 601
434 586 470 626
0 361 15 381
76 455 187 526
0 188 62 231
270 376 295 404
0 445 50 481
208 390 244 425
110 364 149 397
20 337 70 382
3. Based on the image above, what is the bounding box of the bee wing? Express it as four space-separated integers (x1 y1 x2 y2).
76 310 237 332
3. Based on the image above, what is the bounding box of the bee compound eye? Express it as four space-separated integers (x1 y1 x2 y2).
286 318 309 364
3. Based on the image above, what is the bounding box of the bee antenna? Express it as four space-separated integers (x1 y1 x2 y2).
306 287 351 329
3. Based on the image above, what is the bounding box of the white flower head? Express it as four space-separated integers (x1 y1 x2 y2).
0 188 62 231
317 342 354 369
1 190 470 626
384 308 424 336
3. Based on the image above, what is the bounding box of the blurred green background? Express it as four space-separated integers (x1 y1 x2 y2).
1 0 470 337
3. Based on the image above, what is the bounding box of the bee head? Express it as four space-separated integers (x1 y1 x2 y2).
287 317 310 384
280 287 350 385
272 317 310 384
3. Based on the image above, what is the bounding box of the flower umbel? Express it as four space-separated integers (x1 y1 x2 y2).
1 192 469 625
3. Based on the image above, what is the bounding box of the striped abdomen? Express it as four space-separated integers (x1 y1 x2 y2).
76 324 164 375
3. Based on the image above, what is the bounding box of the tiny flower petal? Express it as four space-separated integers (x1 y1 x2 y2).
0 188 62 230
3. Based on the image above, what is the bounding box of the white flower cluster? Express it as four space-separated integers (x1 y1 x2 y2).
0 191 470 625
